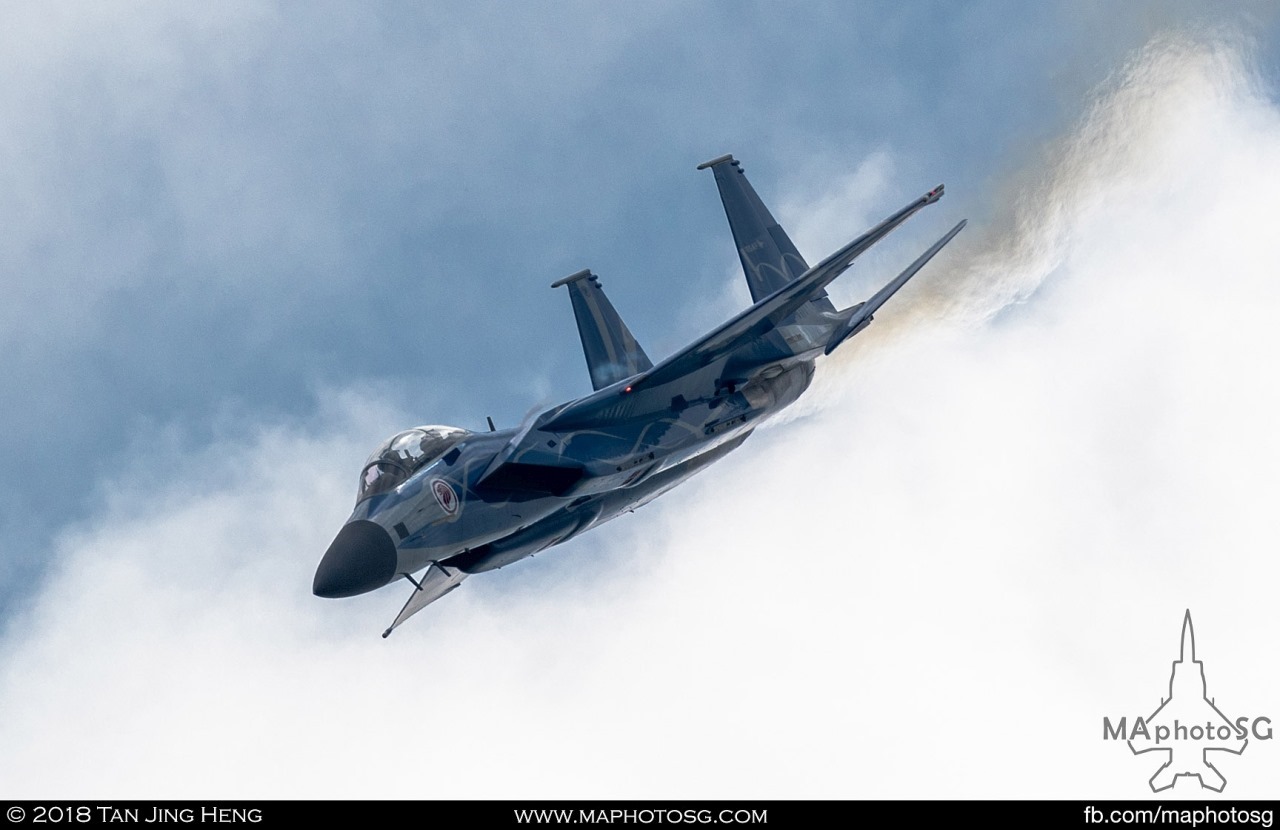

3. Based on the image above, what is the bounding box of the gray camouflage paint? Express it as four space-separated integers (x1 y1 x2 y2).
313 155 964 636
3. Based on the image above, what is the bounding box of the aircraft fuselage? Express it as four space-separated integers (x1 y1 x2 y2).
315 358 814 599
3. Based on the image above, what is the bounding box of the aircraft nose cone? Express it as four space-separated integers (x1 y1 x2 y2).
313 520 398 598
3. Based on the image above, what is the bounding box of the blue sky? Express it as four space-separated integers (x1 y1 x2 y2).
2 1 1279 798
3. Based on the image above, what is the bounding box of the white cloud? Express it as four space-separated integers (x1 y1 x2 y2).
3 33 1279 799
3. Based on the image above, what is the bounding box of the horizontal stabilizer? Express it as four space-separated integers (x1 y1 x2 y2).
382 563 468 638
554 269 653 391
824 219 967 355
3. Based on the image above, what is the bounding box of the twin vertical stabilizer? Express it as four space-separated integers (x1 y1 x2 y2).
552 269 653 391
698 155 836 317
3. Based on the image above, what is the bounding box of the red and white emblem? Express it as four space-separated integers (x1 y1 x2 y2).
431 478 459 516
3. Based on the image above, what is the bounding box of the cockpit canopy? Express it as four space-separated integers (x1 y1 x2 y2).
357 424 471 502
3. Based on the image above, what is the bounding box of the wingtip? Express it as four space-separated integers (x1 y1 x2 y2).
924 183 945 204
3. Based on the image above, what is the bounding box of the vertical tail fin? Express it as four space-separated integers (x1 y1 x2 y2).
698 154 836 314
552 269 653 391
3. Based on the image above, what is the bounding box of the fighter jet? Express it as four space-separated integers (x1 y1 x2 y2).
313 154 966 636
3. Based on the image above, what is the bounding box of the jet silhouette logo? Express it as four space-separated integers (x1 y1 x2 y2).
1103 611 1273 792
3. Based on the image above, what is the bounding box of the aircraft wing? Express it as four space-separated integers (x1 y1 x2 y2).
542 184 945 430
637 183 946 388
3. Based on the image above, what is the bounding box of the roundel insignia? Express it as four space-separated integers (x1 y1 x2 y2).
431 478 460 517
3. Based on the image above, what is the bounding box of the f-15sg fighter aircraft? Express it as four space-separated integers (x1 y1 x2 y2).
313 154 966 636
